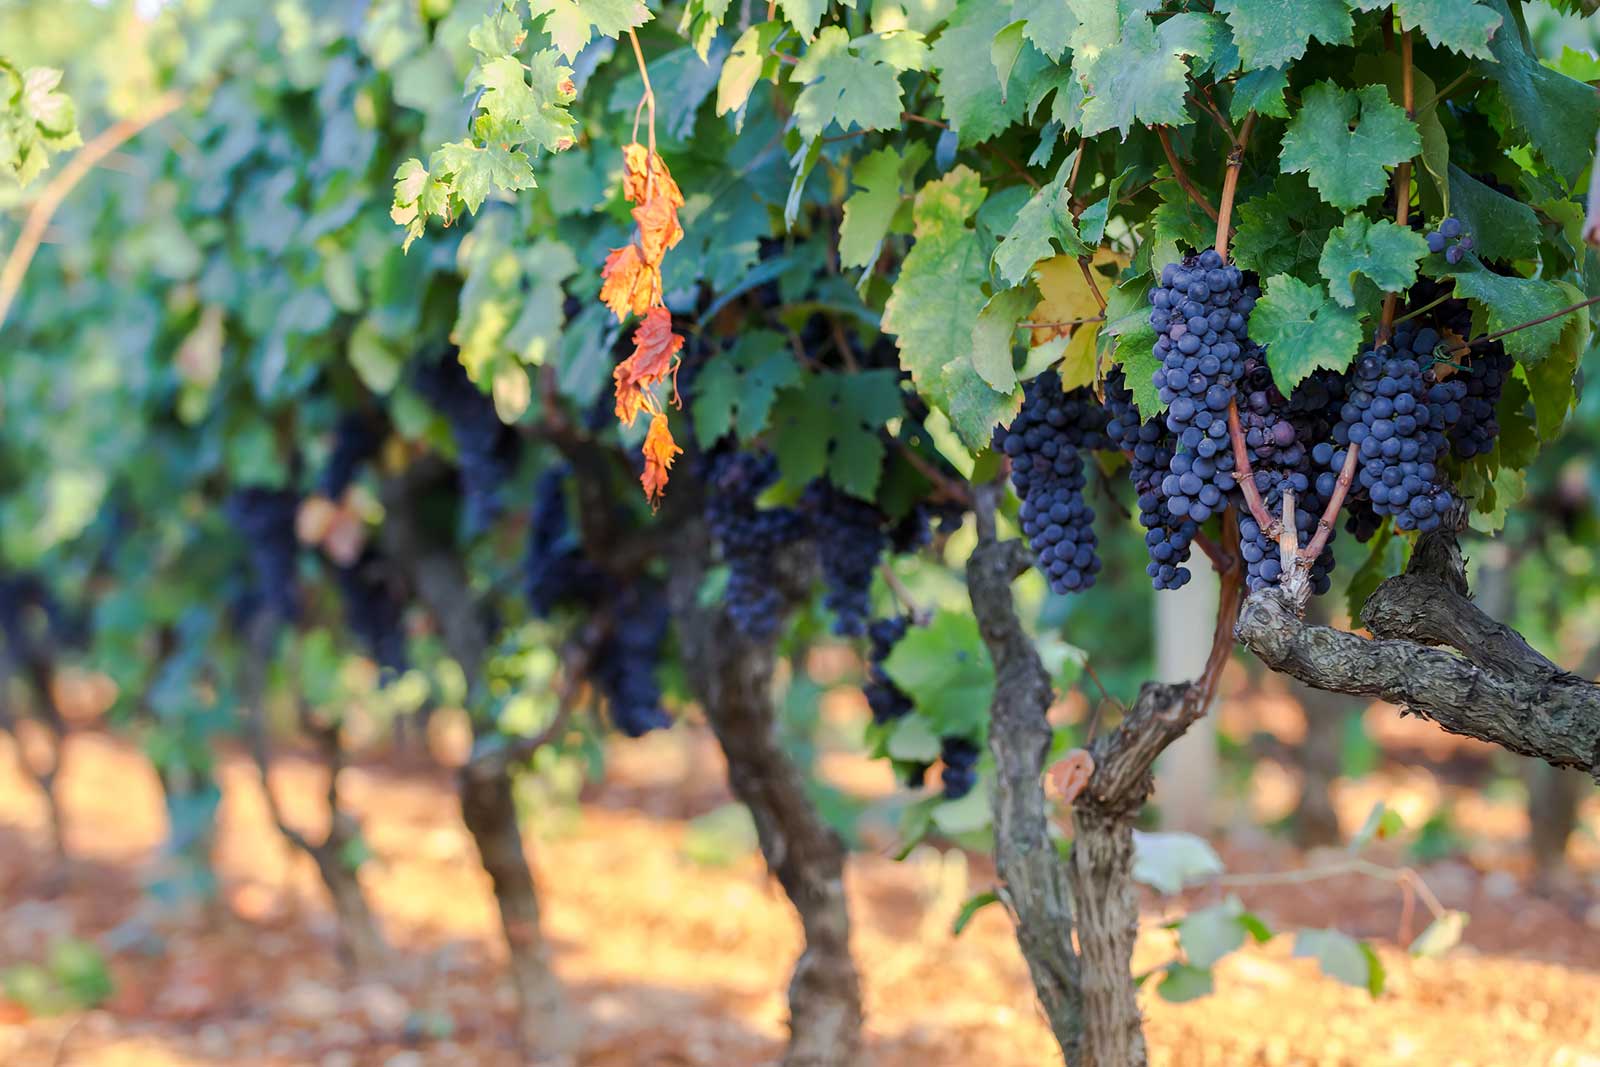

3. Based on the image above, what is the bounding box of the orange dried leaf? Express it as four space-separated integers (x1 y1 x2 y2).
640 412 682 505
599 243 661 321
612 307 684 426
622 142 684 208
632 195 684 263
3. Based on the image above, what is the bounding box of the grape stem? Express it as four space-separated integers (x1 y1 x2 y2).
1302 442 1358 564
878 563 931 626
1178 507 1245 722
1156 127 1219 221
1213 114 1254 263
1377 21 1414 343
628 29 657 160
1225 399 1280 536
892 440 974 508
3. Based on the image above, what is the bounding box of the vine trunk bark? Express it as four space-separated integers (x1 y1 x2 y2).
1068 806 1147 1067
668 529 862 1067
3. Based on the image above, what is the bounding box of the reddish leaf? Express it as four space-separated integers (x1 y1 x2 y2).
612 307 684 426
599 243 661 321
633 195 684 263
640 412 682 505
622 142 684 208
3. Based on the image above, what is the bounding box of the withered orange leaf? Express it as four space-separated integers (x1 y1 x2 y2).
622 142 684 208
612 307 684 425
599 243 661 321
632 195 684 263
640 412 682 505
613 378 651 427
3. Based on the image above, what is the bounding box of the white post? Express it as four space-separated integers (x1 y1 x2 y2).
1153 566 1219 833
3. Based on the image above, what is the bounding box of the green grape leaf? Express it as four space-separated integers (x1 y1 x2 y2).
531 0 651 60
992 20 1027 97
1409 910 1468 958
1318 216 1429 307
929 0 1028 145
1524 298 1586 440
1445 268 1575 363
469 51 578 153
882 610 995 740
1229 66 1290 121
1156 963 1215 1003
432 140 537 214
1132 831 1223 895
1280 82 1419 212
1252 274 1364 393
690 330 803 447
992 160 1089 286
884 166 1017 449
1446 166 1539 264
840 143 928 270
951 890 1002 936
1176 896 1253 968
779 0 856 41
1350 0 1501 60
971 283 1041 393
1477 0 1600 187
769 369 905 498
888 714 941 762
1294 929 1385 997
680 0 735 58
1065 2 1218 136
790 27 927 140
1231 174 1342 284
1214 0 1353 68
1148 179 1218 270
1014 0 1077 60
718 21 783 117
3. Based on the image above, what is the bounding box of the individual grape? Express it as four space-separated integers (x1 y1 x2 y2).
802 479 887 637
703 450 810 642
1439 216 1463 239
413 354 521 534
994 371 1102 595
333 548 408 674
863 615 913 725
320 413 382 499
523 466 600 617
939 736 981 800
592 579 673 738
1448 344 1512 459
225 487 302 621
1103 368 1195 590
1426 231 1447 254
1426 215 1472 264
1444 244 1464 265
1150 248 1252 527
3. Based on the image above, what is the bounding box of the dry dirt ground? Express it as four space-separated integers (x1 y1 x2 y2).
1 715 1597 1067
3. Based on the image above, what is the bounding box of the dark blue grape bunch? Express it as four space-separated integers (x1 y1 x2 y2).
225 487 302 622
939 737 981 800
523 466 600 618
863 615 913 725
801 479 887 637
1448 344 1512 459
703 450 810 642
1150 248 1254 528
1103 368 1195 590
320 413 382 499
1426 216 1475 265
413 354 521 535
1323 324 1464 535
994 371 1103 595
593 579 673 738
333 549 408 674
888 498 967 553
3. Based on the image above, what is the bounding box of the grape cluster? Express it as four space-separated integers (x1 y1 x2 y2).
703 450 810 642
939 737 980 800
1426 216 1475 265
593 580 673 738
1103 368 1194 589
320 413 382 499
863 616 913 725
802 479 887 637
413 355 521 534
889 498 966 554
523 466 598 618
994 371 1102 595
225 488 302 621
1448 344 1512 459
1151 249 1253 527
333 549 408 674
1323 324 1464 534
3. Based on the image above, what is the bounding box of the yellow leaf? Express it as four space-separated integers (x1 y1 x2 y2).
1029 249 1129 391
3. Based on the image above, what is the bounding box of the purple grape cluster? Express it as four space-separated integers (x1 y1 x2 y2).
333 549 407 674
1448 344 1512 459
864 616 914 725
1426 216 1475 265
413 354 521 534
320 413 382 499
1150 248 1253 527
802 480 887 637
593 580 673 737
939 737 980 800
703 450 810 642
994 371 1102 595
523 466 599 618
1323 324 1464 534
225 488 302 622
1103 368 1195 590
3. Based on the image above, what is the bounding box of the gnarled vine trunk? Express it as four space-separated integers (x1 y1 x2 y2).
668 527 862 1067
